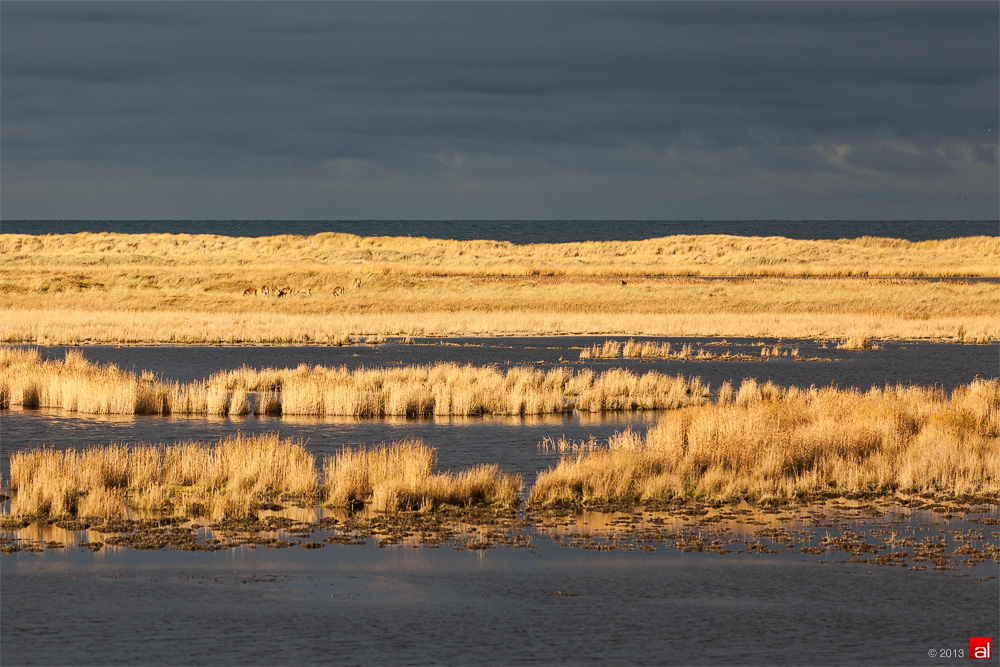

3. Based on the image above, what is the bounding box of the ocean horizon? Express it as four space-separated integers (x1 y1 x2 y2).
2 219 997 243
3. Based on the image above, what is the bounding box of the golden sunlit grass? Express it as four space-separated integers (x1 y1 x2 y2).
6 380 996 521
581 338 788 360
1 305 996 345
1 232 997 344
3 435 520 520
0 346 712 417
6 433 318 521
529 378 1000 506
321 439 521 512
3 231 997 276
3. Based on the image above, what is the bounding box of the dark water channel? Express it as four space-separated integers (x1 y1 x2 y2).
2 340 998 665
23 336 1000 388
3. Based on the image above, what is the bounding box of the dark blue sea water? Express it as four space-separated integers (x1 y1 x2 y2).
2 220 997 242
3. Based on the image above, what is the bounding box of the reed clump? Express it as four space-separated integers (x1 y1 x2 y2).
321 439 521 512
580 340 622 359
584 339 768 361
7 433 318 521
0 347 192 415
837 333 875 350
1 347 711 417
5 435 520 520
529 378 1000 506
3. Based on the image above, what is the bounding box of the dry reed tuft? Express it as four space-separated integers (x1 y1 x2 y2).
4 435 520 520
7 433 318 520
759 344 799 357
321 439 521 512
837 334 875 350
580 340 623 359
586 339 770 361
1 347 711 417
529 378 1000 506
538 435 603 453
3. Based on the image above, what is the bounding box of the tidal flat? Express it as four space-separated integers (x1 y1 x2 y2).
1 338 998 665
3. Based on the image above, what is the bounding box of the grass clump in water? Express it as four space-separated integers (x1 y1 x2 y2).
321 439 522 512
529 379 1000 507
3 435 521 522
1 347 712 417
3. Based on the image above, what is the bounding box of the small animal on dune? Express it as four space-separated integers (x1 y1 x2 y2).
243 287 258 296
353 278 362 290
296 287 311 296
261 285 270 296
274 283 291 293
620 280 628 286
333 286 345 297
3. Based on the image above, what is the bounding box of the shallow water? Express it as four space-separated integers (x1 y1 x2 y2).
25 337 999 388
2 341 998 665
2 528 997 666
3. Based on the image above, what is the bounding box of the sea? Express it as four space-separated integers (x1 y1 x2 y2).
1 219 998 242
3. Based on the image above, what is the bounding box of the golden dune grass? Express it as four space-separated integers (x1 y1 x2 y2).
3 232 997 276
529 378 1000 506
4 435 519 520
3 232 996 343
0 346 712 417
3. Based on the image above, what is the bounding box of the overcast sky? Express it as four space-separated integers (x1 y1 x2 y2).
1 1 997 220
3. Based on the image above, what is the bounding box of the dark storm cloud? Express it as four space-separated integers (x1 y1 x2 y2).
1 2 996 220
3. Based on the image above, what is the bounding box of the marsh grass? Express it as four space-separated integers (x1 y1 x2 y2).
529 378 1000 506
759 344 800 358
838 334 876 350
579 340 622 359
5 435 519 520
582 339 779 361
321 439 521 511
3 285 996 344
0 347 712 417
5 381 997 522
538 435 603 453
7 433 318 521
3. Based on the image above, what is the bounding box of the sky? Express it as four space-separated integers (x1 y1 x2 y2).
1 1 997 221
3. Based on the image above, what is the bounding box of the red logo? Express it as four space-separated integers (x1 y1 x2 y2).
970 637 992 660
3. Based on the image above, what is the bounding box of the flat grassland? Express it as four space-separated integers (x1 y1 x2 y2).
1 232 997 343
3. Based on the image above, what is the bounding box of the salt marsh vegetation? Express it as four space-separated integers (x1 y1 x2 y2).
3 435 520 522
321 439 521 512
580 338 778 360
529 378 1000 506
5 433 317 521
0 347 711 417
